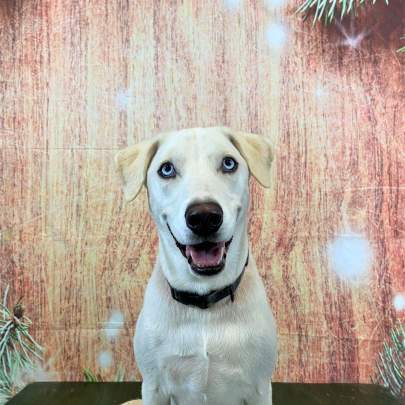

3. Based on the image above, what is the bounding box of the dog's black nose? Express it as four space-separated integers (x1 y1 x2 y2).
185 202 223 236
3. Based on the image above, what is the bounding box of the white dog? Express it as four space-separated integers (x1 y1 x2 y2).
115 127 277 405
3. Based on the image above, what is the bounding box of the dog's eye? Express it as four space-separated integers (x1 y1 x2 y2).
221 157 238 173
158 162 176 178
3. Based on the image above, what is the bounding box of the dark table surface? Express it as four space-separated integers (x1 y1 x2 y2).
7 382 400 405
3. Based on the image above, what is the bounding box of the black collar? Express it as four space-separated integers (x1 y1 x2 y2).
168 253 249 310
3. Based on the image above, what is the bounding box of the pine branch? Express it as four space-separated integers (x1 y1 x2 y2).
373 323 405 400
296 0 390 25
398 36 405 52
83 368 102 382
0 286 44 404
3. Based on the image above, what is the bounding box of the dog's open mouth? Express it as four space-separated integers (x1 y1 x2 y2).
168 225 232 276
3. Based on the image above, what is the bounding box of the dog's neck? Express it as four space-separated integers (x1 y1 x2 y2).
167 252 249 310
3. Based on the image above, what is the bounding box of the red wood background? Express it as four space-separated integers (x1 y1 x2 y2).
0 0 404 384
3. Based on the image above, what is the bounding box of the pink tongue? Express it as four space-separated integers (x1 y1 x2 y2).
186 242 225 268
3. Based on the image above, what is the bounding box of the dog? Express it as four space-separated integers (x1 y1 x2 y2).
115 127 278 405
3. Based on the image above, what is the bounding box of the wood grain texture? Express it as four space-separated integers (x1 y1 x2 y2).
0 0 404 384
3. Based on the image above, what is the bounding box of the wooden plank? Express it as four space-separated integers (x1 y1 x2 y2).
0 0 403 385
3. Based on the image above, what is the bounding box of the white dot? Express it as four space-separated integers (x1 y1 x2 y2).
265 23 288 50
315 83 328 100
264 0 287 9
114 88 133 112
393 294 405 311
103 310 124 342
224 0 241 10
343 32 367 49
327 233 373 283
98 351 113 369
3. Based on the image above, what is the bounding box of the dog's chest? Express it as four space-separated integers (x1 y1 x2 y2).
155 321 258 402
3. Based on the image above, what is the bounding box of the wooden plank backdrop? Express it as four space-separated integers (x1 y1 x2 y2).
0 0 404 384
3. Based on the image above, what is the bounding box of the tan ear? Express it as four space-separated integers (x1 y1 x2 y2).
114 137 159 202
228 131 273 187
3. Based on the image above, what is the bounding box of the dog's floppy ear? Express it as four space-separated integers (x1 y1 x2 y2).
114 137 159 202
228 130 273 187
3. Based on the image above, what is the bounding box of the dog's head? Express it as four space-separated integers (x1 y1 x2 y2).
115 127 273 288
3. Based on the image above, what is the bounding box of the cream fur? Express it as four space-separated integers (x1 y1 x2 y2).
116 127 277 405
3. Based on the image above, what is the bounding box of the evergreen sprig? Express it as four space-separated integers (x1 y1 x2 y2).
398 36 405 52
0 286 43 403
297 0 389 24
373 323 405 399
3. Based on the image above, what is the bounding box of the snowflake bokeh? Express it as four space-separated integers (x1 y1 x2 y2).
327 233 373 283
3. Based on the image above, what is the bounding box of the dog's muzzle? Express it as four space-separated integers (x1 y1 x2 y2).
167 225 232 276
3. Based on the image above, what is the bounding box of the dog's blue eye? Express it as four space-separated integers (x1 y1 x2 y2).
158 162 176 178
222 157 238 173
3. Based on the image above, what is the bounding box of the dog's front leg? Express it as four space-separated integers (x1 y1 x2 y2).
243 380 273 405
141 380 171 405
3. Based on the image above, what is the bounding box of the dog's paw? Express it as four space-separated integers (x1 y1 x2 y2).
120 401 142 405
